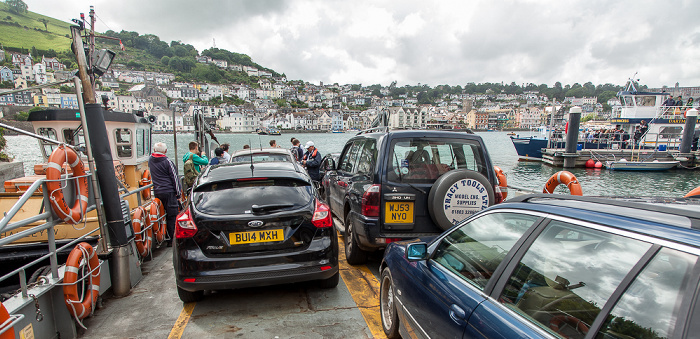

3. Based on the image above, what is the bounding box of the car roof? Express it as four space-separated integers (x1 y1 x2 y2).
492 194 700 248
196 162 308 186
230 148 293 157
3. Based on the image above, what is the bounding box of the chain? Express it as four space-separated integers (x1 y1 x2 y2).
29 294 43 322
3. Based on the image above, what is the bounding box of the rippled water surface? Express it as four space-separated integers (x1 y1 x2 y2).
6 131 700 197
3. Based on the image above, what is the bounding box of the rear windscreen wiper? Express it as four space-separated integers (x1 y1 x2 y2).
251 203 295 213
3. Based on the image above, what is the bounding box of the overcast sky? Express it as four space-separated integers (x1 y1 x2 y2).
26 0 700 88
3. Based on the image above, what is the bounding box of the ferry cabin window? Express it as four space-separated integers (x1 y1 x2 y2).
634 96 656 107
136 129 144 157
115 128 132 158
38 127 58 157
62 128 85 147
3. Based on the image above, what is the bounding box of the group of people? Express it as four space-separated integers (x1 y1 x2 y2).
146 138 323 244
664 95 696 115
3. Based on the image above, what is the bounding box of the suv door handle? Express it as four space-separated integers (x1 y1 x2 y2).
449 304 466 323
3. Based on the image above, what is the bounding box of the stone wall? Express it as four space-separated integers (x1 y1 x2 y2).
0 162 24 192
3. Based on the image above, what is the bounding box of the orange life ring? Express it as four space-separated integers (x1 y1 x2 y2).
684 186 700 198
139 169 152 200
494 166 508 200
132 206 152 258
149 198 167 243
46 145 90 224
63 242 100 320
543 171 583 196
0 302 14 339
549 315 589 337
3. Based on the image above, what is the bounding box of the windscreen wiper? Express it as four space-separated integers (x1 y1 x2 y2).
251 203 294 213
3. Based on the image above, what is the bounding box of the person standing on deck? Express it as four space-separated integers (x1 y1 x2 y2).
149 142 182 246
182 141 209 174
290 138 303 162
302 141 322 183
220 143 231 163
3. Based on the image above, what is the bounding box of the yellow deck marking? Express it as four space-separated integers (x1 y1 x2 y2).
167 302 196 339
338 233 386 339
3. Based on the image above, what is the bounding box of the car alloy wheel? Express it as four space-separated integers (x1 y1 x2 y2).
344 213 367 265
380 267 400 338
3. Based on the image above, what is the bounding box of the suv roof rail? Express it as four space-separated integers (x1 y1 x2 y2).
508 194 700 228
356 126 390 135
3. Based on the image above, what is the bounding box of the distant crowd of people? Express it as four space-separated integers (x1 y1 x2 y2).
663 95 696 116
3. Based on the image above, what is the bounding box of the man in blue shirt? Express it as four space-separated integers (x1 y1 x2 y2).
302 141 322 182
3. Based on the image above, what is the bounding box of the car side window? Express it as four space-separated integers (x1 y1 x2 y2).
499 221 652 339
432 212 539 290
339 141 363 174
356 139 376 176
596 248 697 339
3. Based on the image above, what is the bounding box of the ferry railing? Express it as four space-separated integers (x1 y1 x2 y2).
0 175 99 298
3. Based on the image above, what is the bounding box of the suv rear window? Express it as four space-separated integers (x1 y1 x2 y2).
231 153 292 163
193 178 312 214
387 138 487 183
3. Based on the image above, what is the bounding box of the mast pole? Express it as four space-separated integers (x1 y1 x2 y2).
89 6 96 91
70 25 96 104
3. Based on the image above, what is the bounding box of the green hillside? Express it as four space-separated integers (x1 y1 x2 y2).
0 2 72 52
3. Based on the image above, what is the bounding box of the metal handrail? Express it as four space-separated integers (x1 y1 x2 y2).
0 313 25 336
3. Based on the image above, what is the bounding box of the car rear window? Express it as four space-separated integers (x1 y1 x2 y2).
230 153 292 163
193 178 313 215
387 137 488 183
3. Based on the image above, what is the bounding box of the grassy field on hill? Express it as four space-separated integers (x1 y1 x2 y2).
0 2 72 52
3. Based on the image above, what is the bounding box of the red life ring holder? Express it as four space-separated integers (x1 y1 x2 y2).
139 169 152 200
63 242 100 320
549 315 589 337
149 198 167 243
543 171 583 196
132 206 152 258
46 145 90 224
494 166 508 200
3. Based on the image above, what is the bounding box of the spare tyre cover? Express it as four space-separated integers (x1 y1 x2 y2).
427 170 494 231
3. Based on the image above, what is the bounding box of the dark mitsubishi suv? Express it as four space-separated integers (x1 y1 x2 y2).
322 129 501 264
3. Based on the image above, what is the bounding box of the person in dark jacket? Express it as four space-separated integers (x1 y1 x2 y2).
302 141 322 182
148 142 182 246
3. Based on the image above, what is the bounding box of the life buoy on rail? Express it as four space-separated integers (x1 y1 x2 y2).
46 145 90 224
543 171 583 196
132 206 152 258
139 169 152 200
0 302 14 339
63 242 100 320
149 198 167 243
684 186 700 198
549 315 589 337
494 166 508 200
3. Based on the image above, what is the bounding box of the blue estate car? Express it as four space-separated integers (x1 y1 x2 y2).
380 194 700 339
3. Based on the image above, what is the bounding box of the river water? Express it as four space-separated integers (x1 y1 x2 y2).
5 131 700 197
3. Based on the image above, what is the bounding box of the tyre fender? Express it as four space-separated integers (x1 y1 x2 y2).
428 170 494 231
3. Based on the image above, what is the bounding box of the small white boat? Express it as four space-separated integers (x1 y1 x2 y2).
605 159 679 171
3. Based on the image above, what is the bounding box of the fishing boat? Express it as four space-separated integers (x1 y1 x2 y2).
605 159 680 171
331 129 344 133
268 128 281 135
256 128 268 135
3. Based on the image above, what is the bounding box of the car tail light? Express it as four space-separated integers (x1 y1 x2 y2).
361 184 381 217
183 278 196 283
320 265 332 271
312 199 333 228
175 208 198 238
494 185 503 204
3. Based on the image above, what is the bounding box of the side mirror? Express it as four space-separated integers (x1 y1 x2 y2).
325 159 336 171
406 243 428 261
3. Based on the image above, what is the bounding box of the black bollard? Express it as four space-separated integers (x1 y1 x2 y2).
680 108 698 154
563 106 582 168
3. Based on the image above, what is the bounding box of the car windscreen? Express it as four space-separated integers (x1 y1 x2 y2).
387 137 487 183
193 178 313 215
230 153 292 164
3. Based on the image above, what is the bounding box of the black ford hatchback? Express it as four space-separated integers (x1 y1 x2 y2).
173 161 338 302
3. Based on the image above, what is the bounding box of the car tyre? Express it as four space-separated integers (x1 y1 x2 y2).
319 271 339 289
177 286 203 303
344 213 368 265
380 267 400 339
427 169 494 231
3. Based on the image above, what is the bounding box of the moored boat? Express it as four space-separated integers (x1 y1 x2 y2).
604 159 680 171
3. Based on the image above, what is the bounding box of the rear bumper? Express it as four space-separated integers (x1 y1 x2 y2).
174 234 338 292
350 211 440 252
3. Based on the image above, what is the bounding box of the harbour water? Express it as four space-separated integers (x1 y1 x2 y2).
5 131 700 197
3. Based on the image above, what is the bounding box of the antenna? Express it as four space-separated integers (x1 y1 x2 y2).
249 138 254 176
258 134 263 150
213 38 216 48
